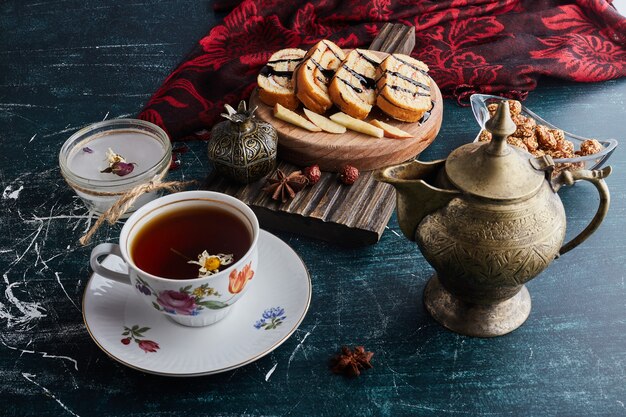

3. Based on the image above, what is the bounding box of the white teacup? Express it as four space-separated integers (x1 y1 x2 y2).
89 191 259 327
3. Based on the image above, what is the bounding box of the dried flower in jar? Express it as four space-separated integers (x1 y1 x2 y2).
101 148 137 177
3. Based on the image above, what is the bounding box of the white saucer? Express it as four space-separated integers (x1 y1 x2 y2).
82 230 312 377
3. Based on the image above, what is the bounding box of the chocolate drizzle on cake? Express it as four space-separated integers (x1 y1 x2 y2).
356 50 380 66
394 55 429 76
338 77 363 94
310 59 336 79
322 40 344 61
341 64 376 90
260 65 294 79
380 83 430 97
267 57 303 65
386 71 430 91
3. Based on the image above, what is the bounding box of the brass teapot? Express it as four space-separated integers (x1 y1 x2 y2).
375 102 611 337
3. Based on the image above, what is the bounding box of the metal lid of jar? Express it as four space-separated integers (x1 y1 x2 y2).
445 101 545 200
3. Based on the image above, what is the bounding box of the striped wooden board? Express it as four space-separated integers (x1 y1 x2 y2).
207 23 426 246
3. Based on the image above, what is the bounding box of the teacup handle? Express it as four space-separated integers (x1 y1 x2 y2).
556 166 612 256
90 243 131 285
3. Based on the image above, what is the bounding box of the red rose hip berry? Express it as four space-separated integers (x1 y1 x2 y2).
303 164 321 185
121 338 131 345
338 164 359 185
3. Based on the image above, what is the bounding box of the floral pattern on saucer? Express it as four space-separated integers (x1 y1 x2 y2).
134 262 255 316
254 307 286 330
121 325 160 353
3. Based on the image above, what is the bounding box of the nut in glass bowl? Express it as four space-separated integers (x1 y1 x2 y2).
470 94 618 174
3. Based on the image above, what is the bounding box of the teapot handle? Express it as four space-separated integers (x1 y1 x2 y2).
555 166 611 256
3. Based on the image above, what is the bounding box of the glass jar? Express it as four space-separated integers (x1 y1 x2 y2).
59 119 171 217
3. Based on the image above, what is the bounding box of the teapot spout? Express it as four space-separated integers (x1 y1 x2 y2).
375 160 460 241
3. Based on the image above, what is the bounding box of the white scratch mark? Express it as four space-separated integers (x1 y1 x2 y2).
50 63 169 69
385 226 402 238
227 368 240 382
42 124 90 138
102 111 109 121
82 214 93 233
21 373 80 416
288 331 312 363
55 272 80 312
286 324 317 383
387 365 401 395
398 401 505 415
0 103 56 109
617 400 625 408
2 185 24 200
1 340 78 371
265 363 278 382
1 274 47 328
27 214 93 222
29 134 37 143
34 243 45 269
1 42 178 55
6 219 44 272
82 93 152 98
529 347 533 360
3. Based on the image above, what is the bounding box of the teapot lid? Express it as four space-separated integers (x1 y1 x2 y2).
445 101 545 200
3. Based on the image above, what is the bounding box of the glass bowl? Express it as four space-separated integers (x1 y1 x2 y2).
470 94 618 171
59 119 172 217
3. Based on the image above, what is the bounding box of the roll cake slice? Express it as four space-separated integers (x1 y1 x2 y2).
257 48 306 110
293 40 346 114
328 49 381 120
376 54 433 123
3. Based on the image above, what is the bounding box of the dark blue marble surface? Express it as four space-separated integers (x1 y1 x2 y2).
1 1 625 416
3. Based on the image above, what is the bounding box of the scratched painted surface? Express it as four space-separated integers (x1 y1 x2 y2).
1 1 626 416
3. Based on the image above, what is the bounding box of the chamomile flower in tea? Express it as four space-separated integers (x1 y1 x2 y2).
188 251 234 278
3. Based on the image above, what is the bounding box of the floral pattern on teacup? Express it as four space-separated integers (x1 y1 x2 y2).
254 307 286 330
152 284 228 315
133 262 255 316
229 262 254 294
121 325 159 353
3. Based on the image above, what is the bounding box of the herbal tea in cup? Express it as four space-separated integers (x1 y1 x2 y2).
89 191 259 327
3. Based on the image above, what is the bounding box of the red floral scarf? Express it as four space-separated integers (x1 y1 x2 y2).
139 0 626 140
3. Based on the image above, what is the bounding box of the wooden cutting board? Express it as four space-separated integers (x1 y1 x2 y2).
208 24 433 246
249 74 442 171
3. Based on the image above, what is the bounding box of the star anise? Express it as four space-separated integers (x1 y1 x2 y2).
330 346 374 377
262 169 308 203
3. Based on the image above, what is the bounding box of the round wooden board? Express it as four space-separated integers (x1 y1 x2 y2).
249 53 443 172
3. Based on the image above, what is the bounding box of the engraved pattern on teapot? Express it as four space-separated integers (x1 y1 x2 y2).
208 101 277 184
417 183 566 303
